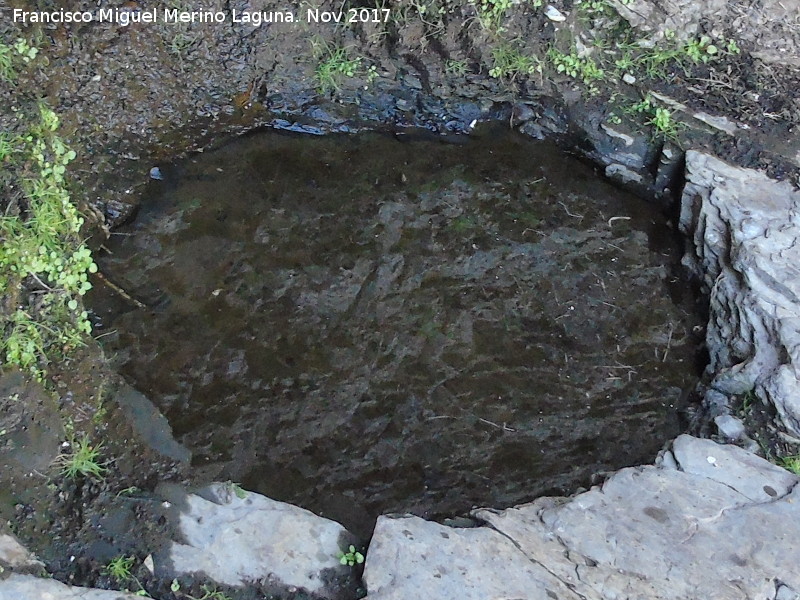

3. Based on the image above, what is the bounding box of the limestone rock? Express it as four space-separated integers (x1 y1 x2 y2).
609 0 800 67
679 150 800 435
608 0 727 41
668 434 797 501
0 530 43 571
714 414 746 440
680 150 800 435
0 573 142 600
728 0 800 68
364 515 582 600
155 482 353 599
365 435 800 600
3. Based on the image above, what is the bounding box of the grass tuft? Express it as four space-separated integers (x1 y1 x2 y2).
104 555 135 581
490 44 541 80
58 435 107 479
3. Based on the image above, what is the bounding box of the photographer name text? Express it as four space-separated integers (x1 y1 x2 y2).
12 7 392 27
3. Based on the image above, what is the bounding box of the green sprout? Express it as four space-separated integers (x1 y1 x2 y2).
338 545 365 566
684 35 718 64
104 556 135 581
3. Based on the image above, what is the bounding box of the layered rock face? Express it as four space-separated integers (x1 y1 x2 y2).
680 151 800 435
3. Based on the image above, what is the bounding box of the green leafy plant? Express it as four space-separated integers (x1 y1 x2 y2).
116 486 141 497
725 38 741 55
548 48 604 91
683 35 718 64
408 0 447 36
169 32 196 56
0 133 15 161
448 215 478 233
445 59 469 76
12 38 39 63
338 545 365 566
627 95 683 141
223 480 248 499
474 0 511 30
0 103 98 379
312 40 362 93
58 435 107 479
649 106 681 139
580 0 613 17
739 389 757 416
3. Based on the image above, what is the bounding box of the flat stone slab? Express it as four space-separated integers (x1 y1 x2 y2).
0 573 142 600
364 515 582 600
155 482 353 599
365 435 800 600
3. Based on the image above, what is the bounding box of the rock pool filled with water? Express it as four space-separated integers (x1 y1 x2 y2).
89 126 702 537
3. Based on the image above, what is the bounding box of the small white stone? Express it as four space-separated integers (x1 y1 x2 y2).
706 456 717 466
622 73 636 84
544 5 566 21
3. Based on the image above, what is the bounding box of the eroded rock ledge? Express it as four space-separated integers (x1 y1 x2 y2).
680 151 800 436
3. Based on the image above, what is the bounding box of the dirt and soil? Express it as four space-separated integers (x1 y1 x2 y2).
0 0 798 597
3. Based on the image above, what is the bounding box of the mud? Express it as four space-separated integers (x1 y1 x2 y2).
89 126 702 537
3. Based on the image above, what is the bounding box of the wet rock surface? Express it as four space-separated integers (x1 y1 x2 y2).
155 482 356 599
112 384 191 465
90 128 701 536
364 435 800 600
679 151 800 436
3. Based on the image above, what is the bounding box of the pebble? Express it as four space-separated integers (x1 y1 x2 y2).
544 5 566 21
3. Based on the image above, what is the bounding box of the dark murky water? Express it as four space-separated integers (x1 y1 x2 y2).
90 126 701 537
